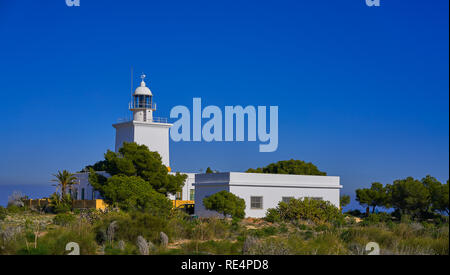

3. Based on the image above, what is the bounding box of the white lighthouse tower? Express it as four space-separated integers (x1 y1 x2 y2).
113 73 172 169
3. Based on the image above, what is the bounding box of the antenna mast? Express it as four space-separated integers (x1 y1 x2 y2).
130 66 134 100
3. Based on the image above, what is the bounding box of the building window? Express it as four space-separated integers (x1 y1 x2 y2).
176 191 182 200
92 190 95 200
81 188 85 200
189 189 195 201
282 197 294 204
250 196 263 209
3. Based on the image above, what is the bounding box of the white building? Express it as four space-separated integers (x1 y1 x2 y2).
70 171 108 200
194 172 342 218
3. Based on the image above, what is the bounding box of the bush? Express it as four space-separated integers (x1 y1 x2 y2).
361 212 392 226
93 175 172 215
265 198 344 224
6 205 25 214
17 222 97 255
265 208 281 223
95 211 169 245
53 213 76 226
203 191 246 219
0 206 7 220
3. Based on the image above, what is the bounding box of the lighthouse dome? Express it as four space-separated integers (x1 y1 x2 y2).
134 79 152 96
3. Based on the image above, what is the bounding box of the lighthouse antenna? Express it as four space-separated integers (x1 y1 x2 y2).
130 66 133 111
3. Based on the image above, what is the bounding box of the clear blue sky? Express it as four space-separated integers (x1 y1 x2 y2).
0 0 448 207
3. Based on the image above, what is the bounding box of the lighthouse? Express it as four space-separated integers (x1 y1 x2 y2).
113 73 172 168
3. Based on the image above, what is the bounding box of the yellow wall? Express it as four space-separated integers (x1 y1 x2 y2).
172 200 194 208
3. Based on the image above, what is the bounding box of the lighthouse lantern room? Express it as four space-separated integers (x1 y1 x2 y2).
113 73 172 167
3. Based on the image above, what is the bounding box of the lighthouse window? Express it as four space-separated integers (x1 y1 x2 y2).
190 189 195 201
176 191 182 200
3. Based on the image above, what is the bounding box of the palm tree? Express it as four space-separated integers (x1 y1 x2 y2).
51 170 78 197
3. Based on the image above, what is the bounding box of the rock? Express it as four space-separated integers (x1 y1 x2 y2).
106 221 118 243
136 236 149 255
160 232 168 247
118 240 125 251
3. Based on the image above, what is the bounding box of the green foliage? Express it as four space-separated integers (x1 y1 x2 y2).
266 198 344 224
51 170 77 196
205 167 213 173
203 191 246 219
94 211 169 245
92 174 172 215
89 142 187 196
248 226 278 238
356 182 390 213
246 159 326 176
53 213 76 226
340 195 351 208
265 208 281 223
5 205 25 214
0 206 6 220
388 177 430 218
18 224 97 255
48 193 72 214
421 176 449 215
361 213 392 226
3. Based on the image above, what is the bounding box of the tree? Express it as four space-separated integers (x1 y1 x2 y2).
340 195 351 209
203 191 246 219
205 167 213 174
51 170 78 196
7 191 25 207
88 142 187 196
388 177 430 218
421 175 449 215
355 182 390 213
434 180 449 215
246 159 326 176
91 173 172 215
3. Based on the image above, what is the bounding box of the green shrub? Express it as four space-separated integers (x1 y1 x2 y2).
203 191 246 219
361 212 392 225
265 208 281 223
248 226 279 238
6 205 24 214
266 198 344 224
0 206 7 220
95 211 169 244
17 222 97 255
53 213 76 226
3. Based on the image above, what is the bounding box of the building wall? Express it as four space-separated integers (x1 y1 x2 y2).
133 121 171 167
72 172 108 200
113 121 172 167
194 172 342 218
230 185 340 218
168 172 196 201
113 122 134 152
